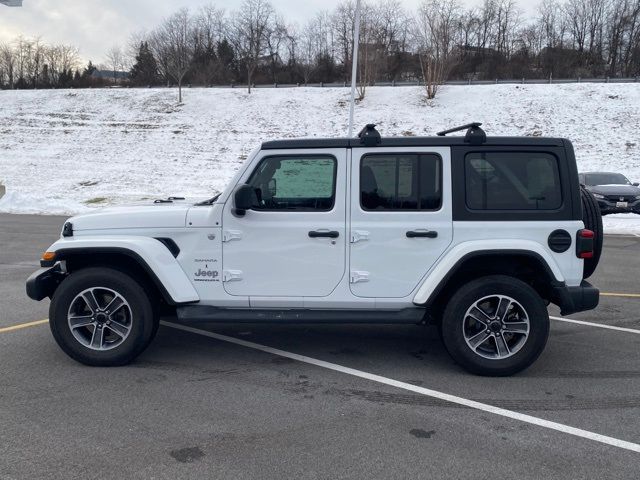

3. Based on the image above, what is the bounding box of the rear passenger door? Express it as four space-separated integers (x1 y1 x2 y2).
349 147 453 298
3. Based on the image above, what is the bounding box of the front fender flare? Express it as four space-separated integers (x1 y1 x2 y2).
412 240 564 305
46 236 199 304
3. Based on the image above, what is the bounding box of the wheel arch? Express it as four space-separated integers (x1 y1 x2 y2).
43 237 199 305
415 249 562 320
57 248 175 305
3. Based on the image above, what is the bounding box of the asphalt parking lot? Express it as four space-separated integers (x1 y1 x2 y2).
1 213 640 479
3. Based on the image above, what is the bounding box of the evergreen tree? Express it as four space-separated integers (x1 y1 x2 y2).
216 39 236 82
73 70 81 87
82 61 97 79
41 64 50 88
58 69 70 88
130 42 160 86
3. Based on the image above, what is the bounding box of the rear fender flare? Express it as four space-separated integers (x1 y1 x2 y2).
413 240 564 305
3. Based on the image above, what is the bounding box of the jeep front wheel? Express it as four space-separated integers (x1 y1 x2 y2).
441 275 549 376
49 267 156 366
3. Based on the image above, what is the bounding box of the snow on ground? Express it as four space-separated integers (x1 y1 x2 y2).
0 84 639 232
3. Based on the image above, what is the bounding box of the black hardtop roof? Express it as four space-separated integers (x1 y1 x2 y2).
261 136 567 150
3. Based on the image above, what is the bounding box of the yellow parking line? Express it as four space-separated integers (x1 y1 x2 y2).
0 319 49 334
601 293 640 298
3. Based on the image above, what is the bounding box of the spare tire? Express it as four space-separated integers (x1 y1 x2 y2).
580 185 603 279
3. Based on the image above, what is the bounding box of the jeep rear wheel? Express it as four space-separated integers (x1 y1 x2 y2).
441 275 549 376
49 267 156 366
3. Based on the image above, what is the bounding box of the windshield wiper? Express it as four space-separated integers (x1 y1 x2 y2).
195 193 222 206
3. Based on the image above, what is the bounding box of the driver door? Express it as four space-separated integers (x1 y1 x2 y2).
222 148 347 300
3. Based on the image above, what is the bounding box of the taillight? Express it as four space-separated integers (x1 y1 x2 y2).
576 229 594 259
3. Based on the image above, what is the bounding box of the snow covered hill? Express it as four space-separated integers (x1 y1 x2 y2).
0 84 639 233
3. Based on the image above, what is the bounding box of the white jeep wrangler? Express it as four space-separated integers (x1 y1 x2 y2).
27 123 601 376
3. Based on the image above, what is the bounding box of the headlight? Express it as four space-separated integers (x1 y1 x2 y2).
592 193 605 199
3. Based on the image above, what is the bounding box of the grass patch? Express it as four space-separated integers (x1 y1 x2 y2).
84 197 108 205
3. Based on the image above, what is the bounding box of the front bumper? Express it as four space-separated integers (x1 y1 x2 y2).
552 280 599 316
26 264 66 301
596 198 640 215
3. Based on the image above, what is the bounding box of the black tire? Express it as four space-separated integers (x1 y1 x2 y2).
580 185 603 279
441 275 549 377
49 267 156 366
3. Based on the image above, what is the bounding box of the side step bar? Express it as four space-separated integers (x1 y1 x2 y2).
176 306 426 324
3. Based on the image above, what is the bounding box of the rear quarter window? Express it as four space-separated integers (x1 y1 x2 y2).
465 152 562 210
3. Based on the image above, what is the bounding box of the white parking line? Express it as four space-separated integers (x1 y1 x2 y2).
162 321 640 454
550 316 640 335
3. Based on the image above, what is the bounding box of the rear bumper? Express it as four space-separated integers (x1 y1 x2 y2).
26 264 66 301
552 280 599 316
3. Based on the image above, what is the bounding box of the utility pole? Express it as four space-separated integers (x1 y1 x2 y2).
347 0 362 137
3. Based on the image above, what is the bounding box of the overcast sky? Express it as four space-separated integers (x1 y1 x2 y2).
0 0 541 63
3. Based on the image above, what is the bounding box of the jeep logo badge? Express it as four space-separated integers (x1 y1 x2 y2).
195 269 219 278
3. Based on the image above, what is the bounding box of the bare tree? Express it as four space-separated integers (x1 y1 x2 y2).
265 15 288 83
564 0 589 52
44 43 79 86
300 11 335 84
539 0 560 49
332 1 358 82
126 30 148 71
59 44 80 76
192 3 227 84
415 0 461 99
495 0 521 57
0 43 15 88
105 45 125 83
356 1 375 100
5 0 640 90
300 22 319 84
197 3 226 49
375 0 411 81
230 0 275 93
151 8 197 102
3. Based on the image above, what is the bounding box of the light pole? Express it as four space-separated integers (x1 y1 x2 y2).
347 0 362 137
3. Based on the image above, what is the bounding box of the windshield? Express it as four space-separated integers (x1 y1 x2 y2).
584 173 631 186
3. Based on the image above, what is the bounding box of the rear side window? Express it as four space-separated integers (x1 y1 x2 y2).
465 152 562 210
248 155 336 211
361 154 442 211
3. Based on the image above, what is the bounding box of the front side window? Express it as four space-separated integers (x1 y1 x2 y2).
465 152 562 210
248 155 336 211
360 154 442 211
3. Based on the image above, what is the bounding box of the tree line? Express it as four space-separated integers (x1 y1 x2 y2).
1 0 640 99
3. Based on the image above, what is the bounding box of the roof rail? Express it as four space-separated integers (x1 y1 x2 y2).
437 122 486 145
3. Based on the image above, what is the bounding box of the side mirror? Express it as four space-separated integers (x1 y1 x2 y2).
233 184 257 217
633 182 639 187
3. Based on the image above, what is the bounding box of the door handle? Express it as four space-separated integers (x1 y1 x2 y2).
406 230 438 239
309 230 340 239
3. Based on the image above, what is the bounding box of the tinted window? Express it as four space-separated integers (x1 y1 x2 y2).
248 156 336 211
361 154 442 211
465 152 562 210
584 173 631 186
